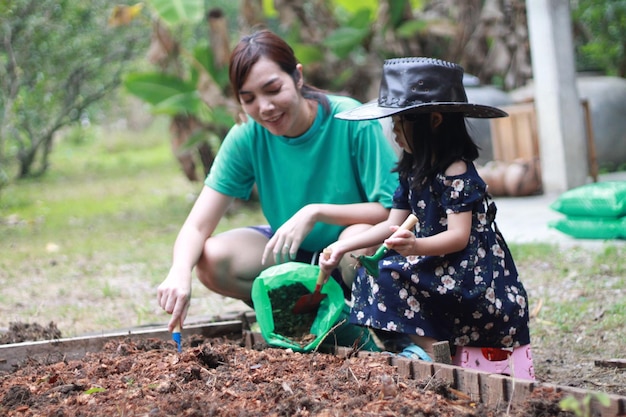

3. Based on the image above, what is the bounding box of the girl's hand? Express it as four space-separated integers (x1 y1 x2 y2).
384 226 418 257
318 245 343 275
262 205 319 265
157 268 192 332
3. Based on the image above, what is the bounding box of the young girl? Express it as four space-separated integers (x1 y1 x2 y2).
320 57 531 361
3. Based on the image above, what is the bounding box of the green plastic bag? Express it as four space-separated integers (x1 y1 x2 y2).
550 181 626 218
549 216 626 239
251 262 345 352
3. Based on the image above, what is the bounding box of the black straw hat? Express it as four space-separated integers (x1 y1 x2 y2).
336 57 508 120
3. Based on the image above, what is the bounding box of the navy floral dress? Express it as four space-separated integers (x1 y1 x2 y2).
350 162 531 349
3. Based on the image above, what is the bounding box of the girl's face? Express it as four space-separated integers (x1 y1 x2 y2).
238 56 308 137
391 115 413 154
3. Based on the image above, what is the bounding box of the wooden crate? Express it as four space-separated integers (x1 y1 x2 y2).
489 100 598 181
490 102 540 163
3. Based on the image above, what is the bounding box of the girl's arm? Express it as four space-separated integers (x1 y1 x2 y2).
385 210 472 257
319 208 411 273
386 159 472 257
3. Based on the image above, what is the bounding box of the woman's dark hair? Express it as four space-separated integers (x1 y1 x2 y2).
229 29 329 112
394 112 480 190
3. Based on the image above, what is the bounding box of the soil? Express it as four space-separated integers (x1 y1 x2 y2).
1 332 573 417
269 283 318 345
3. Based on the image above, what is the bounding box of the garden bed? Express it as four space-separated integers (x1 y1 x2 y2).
1 316 625 417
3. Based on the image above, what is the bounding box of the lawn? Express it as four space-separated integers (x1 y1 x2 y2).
0 118 260 335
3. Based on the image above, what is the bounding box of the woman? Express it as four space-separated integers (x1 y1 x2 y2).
157 30 399 332
320 57 531 361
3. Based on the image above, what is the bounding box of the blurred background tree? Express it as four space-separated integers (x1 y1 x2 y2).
572 0 626 76
1 0 622 186
121 0 537 181
0 0 148 181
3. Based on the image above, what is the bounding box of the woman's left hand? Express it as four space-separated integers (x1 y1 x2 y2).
262 205 319 265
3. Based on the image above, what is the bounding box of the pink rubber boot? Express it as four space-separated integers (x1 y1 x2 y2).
452 345 535 380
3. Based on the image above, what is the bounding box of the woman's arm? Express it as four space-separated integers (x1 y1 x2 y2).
157 186 233 330
308 201 390 226
262 201 391 264
171 186 233 272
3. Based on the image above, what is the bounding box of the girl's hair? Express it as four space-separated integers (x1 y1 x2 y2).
394 112 480 190
229 29 330 113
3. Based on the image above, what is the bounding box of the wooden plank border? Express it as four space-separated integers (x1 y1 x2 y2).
272 332 626 417
0 320 243 373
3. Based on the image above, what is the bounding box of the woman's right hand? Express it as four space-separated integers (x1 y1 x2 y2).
157 267 192 332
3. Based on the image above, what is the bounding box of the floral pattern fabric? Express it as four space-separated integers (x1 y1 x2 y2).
350 162 531 348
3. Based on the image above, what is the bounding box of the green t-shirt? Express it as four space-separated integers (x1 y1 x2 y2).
205 94 398 251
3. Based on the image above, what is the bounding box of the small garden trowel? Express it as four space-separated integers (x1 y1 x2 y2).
172 323 182 353
353 213 419 278
292 249 331 314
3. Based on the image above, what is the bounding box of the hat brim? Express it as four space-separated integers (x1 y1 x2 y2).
335 99 508 120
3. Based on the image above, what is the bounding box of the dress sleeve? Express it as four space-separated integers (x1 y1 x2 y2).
392 176 411 210
439 173 486 214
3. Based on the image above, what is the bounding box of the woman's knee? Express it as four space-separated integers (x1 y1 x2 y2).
196 238 232 290
195 228 268 295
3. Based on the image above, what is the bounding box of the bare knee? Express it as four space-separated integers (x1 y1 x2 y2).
196 238 231 293
194 228 268 301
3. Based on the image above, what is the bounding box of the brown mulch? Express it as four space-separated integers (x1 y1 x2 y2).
0 330 574 417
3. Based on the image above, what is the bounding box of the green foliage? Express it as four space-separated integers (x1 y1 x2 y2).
148 0 205 26
0 0 148 179
123 73 197 106
84 387 107 395
261 0 278 18
334 0 378 15
519 241 626 365
324 2 376 59
572 0 626 76
122 0 234 145
396 19 428 39
193 43 230 88
559 392 611 417
323 26 370 59
0 121 264 335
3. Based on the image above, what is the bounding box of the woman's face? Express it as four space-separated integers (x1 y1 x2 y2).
391 115 413 154
238 56 307 137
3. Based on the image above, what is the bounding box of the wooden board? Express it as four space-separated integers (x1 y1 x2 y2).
0 320 243 373
490 102 540 162
595 359 626 369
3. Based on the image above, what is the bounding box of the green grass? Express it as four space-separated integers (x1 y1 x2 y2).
508 242 626 361
0 118 264 336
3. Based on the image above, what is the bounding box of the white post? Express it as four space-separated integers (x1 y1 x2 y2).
526 0 588 192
